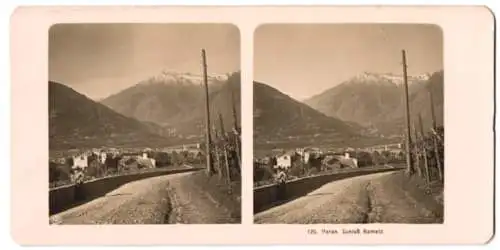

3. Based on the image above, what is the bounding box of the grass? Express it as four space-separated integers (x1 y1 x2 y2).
392 171 444 219
188 170 241 222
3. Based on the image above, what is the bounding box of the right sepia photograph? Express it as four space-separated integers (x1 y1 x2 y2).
253 24 444 224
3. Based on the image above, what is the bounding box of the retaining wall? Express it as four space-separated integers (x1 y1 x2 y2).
49 167 202 215
253 167 402 214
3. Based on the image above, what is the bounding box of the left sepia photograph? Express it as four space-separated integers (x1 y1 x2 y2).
48 23 241 224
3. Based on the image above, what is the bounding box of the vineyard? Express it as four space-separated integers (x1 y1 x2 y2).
207 123 242 191
410 125 444 185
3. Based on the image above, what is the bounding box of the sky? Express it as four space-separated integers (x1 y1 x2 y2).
49 23 240 100
254 24 443 100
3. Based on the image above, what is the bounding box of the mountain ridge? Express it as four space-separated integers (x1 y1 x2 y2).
253 81 362 147
49 81 177 150
100 71 241 136
304 70 444 135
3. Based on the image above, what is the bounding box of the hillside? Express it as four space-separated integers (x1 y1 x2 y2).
101 70 229 127
49 81 174 150
304 71 444 135
170 72 241 135
101 71 241 137
253 81 360 146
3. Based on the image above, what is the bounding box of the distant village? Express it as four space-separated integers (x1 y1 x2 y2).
49 143 204 188
253 143 405 187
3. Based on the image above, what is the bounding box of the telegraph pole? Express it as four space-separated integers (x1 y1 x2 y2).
402 50 413 175
202 49 214 175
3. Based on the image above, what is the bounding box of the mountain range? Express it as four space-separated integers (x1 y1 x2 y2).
304 71 444 135
49 81 173 150
253 81 364 148
101 71 241 136
49 68 443 150
49 71 241 150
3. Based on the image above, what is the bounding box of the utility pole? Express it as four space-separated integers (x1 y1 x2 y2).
402 50 413 175
202 49 214 175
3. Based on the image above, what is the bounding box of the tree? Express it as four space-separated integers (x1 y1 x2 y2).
371 151 382 166
153 152 171 167
171 151 179 166
308 153 323 169
66 157 74 167
105 154 120 172
49 161 58 183
357 151 373 167
381 151 392 164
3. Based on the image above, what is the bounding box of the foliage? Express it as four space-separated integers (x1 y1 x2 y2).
355 151 373 167
411 126 444 183
153 151 171 167
308 153 323 169
371 151 382 166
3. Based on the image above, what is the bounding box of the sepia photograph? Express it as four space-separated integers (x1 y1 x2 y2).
48 23 242 224
253 24 444 224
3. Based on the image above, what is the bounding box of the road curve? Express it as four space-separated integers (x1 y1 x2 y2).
50 171 237 224
254 171 443 224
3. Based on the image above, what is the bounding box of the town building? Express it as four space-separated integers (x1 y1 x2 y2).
275 154 292 169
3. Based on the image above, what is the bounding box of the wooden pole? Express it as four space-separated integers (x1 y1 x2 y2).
213 125 222 179
218 113 226 137
223 145 231 184
234 134 241 171
402 50 413 175
230 83 239 134
229 84 241 170
433 136 443 181
201 49 214 175
428 83 438 130
428 83 443 181
412 123 422 177
418 114 430 184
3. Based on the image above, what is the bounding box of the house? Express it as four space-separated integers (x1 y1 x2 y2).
322 152 358 169
340 152 358 168
72 154 88 169
275 154 292 169
303 152 311 164
136 157 156 168
99 152 107 165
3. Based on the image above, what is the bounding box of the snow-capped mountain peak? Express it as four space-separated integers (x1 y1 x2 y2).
145 69 230 85
353 71 431 85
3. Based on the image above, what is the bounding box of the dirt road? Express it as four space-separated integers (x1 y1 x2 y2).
49 171 238 224
254 171 443 224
